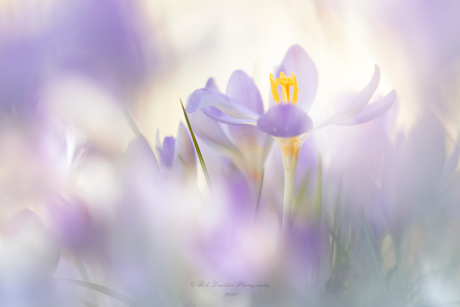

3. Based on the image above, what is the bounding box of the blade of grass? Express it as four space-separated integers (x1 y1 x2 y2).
293 170 311 215
73 256 91 282
124 110 143 138
73 256 102 304
55 278 135 306
124 110 160 177
255 167 265 215
331 178 343 270
314 151 323 289
315 151 322 224
180 99 212 191
359 207 386 288
76 295 97 307
177 154 193 179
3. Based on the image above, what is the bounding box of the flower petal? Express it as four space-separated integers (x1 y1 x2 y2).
257 104 313 137
126 137 160 177
205 77 220 92
202 106 257 125
187 110 240 155
155 146 169 170
162 136 175 168
227 124 274 173
226 70 264 115
155 131 174 170
338 90 396 125
317 65 381 128
186 88 260 121
173 122 197 175
270 45 318 112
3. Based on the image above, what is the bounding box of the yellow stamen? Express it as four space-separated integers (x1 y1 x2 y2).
269 71 299 106
269 73 280 103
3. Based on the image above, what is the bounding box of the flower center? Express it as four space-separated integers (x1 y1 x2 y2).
269 71 298 105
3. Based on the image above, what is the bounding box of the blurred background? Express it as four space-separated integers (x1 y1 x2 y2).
0 0 459 306
1 0 458 145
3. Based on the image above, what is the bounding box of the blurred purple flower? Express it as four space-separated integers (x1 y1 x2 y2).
156 123 197 181
0 0 152 120
50 0 150 99
186 72 272 193
0 37 48 117
181 170 280 285
47 198 107 259
282 224 330 299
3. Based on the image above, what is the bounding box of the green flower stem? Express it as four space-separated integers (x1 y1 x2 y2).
275 137 302 230
315 151 322 224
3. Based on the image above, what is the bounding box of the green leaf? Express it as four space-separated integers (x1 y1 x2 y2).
315 151 322 224
177 153 193 179
180 99 213 191
293 170 311 215
330 178 343 270
124 110 143 138
359 208 386 288
124 110 160 177
76 296 97 307
255 167 265 215
55 278 136 306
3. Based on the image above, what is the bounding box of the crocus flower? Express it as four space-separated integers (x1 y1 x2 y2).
187 45 396 227
155 123 197 182
47 197 108 258
186 72 273 196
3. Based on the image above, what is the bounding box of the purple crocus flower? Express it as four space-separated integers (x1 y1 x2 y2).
187 45 395 135
47 198 106 258
156 123 197 182
186 72 273 195
187 45 396 227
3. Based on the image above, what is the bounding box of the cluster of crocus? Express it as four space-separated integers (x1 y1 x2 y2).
186 45 396 227
1 1 460 307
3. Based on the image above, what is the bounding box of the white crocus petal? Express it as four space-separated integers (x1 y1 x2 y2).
215 104 260 121
202 106 258 125
298 65 383 143
186 89 260 121
338 90 397 126
187 110 244 162
316 65 381 129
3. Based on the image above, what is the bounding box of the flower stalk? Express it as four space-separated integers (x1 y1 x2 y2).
275 137 303 229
